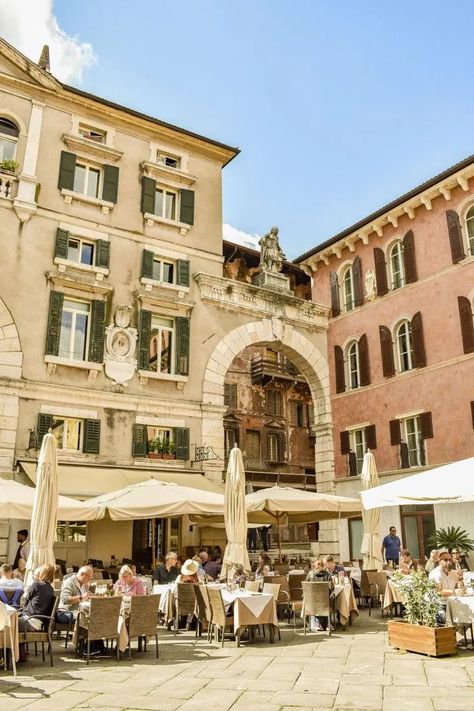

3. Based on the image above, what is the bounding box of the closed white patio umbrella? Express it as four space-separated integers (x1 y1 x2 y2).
221 445 250 580
25 431 58 588
360 451 383 570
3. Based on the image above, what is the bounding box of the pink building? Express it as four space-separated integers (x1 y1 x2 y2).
296 154 474 562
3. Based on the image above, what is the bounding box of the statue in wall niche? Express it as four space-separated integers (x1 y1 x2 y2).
104 305 138 386
259 226 286 273
365 269 377 301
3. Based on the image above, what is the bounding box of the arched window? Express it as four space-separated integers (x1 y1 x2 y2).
389 241 405 290
396 320 413 372
346 340 360 389
0 117 19 162
342 265 354 312
466 206 474 257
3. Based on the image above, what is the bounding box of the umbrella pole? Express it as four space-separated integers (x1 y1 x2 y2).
151 518 156 570
277 513 282 563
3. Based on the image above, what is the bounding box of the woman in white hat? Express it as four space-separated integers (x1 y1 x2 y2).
176 558 200 584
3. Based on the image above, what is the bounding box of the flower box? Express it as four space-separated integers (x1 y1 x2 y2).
162 453 175 460
148 452 162 459
388 621 457 657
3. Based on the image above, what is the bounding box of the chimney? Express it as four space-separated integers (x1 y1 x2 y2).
38 44 50 72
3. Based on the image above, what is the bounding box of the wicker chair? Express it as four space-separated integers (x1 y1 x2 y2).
244 580 259 592
76 596 122 664
127 594 160 659
366 571 389 617
207 586 235 647
288 574 305 627
262 582 280 601
173 583 196 633
274 564 290 575
264 575 290 618
18 595 59 667
355 570 376 609
194 584 213 641
302 581 335 636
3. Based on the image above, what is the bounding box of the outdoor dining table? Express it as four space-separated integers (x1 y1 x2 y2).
333 582 358 626
213 585 278 642
153 583 176 623
445 594 474 628
0 604 19 663
383 578 406 611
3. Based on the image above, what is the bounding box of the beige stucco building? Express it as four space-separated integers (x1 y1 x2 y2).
0 39 334 567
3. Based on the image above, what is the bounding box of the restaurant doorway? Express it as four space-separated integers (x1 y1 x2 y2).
401 505 435 561
132 517 181 566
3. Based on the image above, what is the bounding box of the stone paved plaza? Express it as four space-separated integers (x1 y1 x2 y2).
1 612 474 711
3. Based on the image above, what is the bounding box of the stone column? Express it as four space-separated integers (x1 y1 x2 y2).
200 404 226 485
13 100 44 222
313 419 340 558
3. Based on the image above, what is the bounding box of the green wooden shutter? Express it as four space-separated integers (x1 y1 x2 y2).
389 419 402 445
55 228 69 259
58 151 76 191
366 424 377 450
340 430 350 455
330 272 340 317
37 413 53 444
176 259 190 287
138 309 152 370
175 427 190 460
45 291 64 356
132 424 148 457
175 317 190 375
88 300 106 363
141 177 156 214
334 345 345 393
373 247 388 296
95 240 110 269
83 418 101 454
179 189 195 225
141 249 154 279
102 165 119 203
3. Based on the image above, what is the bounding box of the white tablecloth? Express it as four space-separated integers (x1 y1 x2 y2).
446 595 474 626
0 605 19 662
334 583 359 626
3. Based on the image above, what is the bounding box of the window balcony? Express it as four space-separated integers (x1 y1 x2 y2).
251 354 306 385
0 170 18 200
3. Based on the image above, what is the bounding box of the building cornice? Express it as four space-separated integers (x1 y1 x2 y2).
194 272 329 332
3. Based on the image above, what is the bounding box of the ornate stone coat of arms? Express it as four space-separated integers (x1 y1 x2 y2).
104 305 137 385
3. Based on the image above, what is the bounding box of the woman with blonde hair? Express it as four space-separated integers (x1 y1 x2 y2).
113 565 145 596
18 563 55 632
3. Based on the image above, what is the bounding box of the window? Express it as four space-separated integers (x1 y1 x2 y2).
350 428 367 475
224 427 238 456
73 162 101 198
152 257 175 283
291 401 305 427
342 266 354 312
349 518 363 561
396 320 413 372
157 152 181 169
402 417 425 467
267 432 279 462
466 206 474 257
0 117 18 162
224 383 238 408
246 430 261 464
52 416 83 450
265 389 282 416
58 298 90 361
78 124 106 144
346 340 360 389
56 521 87 543
149 316 174 374
155 187 177 220
389 242 406 290
67 237 94 266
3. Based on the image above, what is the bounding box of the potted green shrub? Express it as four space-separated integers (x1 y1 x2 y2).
147 438 162 459
0 159 19 174
162 441 176 460
387 570 457 657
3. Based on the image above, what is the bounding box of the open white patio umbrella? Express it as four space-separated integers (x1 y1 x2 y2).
361 456 474 509
221 445 250 579
246 486 362 561
0 479 104 520
360 451 383 570
24 431 58 588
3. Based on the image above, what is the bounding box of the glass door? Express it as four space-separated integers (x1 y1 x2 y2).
401 505 435 561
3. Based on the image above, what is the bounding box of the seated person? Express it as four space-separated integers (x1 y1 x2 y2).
199 550 221 580
0 563 23 606
425 549 439 574
153 552 179 584
176 559 199 583
255 552 272 578
193 555 208 581
452 549 470 571
398 550 413 574
429 550 461 625
305 559 334 631
113 565 145 596
18 564 55 631
13 558 26 582
230 564 248 585
323 555 344 576
412 559 426 574
57 565 93 625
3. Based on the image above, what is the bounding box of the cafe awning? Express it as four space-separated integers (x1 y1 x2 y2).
18 460 224 498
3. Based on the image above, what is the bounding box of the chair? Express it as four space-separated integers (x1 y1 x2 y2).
288 573 305 627
262 582 280 601
193 584 213 641
264 575 290 618
76 596 122 664
366 572 389 616
244 580 259 593
302 581 335 636
173 583 196 633
18 595 59 667
56 559 67 576
0 600 16 676
127 594 160 660
206 586 234 647
355 570 376 609
274 564 290 575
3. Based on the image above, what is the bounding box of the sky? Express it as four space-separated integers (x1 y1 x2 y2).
1 1 474 258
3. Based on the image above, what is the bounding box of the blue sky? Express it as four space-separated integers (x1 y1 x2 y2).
3 1 474 258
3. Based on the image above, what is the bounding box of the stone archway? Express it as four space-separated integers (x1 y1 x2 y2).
200 317 337 555
0 297 23 475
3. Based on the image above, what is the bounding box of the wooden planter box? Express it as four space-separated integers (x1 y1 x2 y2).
388 621 457 657
148 452 162 459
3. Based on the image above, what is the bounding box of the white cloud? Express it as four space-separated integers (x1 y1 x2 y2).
0 0 96 83
223 223 260 250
